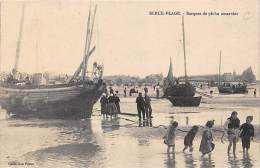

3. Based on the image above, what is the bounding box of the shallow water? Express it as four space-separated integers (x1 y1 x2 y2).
0 86 260 168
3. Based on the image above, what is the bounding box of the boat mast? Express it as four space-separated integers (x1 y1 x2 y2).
0 2 2 73
182 15 188 83
81 5 92 80
82 4 97 82
218 50 222 85
13 3 25 75
69 46 95 83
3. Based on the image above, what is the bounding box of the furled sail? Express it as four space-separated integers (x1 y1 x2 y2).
166 57 174 84
13 3 25 75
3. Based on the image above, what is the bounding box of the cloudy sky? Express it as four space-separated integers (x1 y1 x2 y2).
0 0 259 79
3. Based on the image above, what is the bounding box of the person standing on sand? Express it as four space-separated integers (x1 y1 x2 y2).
114 93 121 113
144 92 152 118
224 111 240 157
100 93 108 118
156 86 160 99
136 92 146 121
124 87 127 97
239 116 254 155
144 86 148 93
199 120 215 158
107 93 118 118
164 121 178 153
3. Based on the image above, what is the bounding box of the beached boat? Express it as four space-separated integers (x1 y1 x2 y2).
163 16 201 107
218 82 247 94
0 4 106 119
217 51 247 94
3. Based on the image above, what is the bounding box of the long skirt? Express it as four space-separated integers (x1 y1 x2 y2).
199 132 214 154
101 104 107 115
107 103 118 115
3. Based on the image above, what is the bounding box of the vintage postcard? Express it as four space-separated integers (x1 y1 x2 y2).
0 0 259 168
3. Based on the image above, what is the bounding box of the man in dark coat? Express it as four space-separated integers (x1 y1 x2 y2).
136 92 146 121
124 87 127 97
114 93 121 113
144 92 152 118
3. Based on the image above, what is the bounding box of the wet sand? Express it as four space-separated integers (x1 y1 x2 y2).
0 86 260 168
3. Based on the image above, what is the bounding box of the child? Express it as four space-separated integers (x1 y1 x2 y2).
100 93 108 118
183 125 199 152
164 121 178 153
224 111 240 157
239 116 254 154
199 120 215 157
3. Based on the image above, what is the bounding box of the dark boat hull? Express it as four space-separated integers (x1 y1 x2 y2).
218 86 247 94
167 96 202 107
164 83 195 97
0 82 106 119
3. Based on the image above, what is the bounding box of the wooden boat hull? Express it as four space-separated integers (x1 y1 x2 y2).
167 96 202 107
0 82 106 119
164 83 195 97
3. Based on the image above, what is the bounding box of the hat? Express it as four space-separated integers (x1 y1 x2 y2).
206 120 215 128
171 121 178 127
231 111 238 115
246 116 253 121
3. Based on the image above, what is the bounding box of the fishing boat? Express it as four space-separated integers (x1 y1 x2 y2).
163 16 201 107
218 82 247 94
0 4 106 119
217 51 248 94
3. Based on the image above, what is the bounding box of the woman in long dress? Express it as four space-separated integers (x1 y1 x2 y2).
199 120 215 157
164 121 178 153
107 94 118 118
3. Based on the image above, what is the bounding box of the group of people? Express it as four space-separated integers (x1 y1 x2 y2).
100 91 120 118
99 87 255 159
136 90 153 121
101 87 153 121
163 111 254 158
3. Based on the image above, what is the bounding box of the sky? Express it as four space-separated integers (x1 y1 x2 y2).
0 0 259 79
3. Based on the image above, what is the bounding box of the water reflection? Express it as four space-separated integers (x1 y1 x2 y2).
137 137 150 146
200 156 215 168
138 119 153 127
242 153 253 168
225 153 254 168
3 117 101 168
101 117 120 133
184 153 197 168
164 152 176 168
27 143 101 167
227 155 240 168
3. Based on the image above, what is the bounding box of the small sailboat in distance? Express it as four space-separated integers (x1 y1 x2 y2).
217 51 247 94
163 16 201 106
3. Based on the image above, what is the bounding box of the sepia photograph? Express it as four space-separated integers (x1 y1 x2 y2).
0 0 259 167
